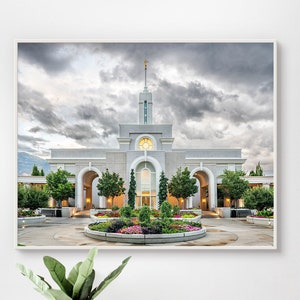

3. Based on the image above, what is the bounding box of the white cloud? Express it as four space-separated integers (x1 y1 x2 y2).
17 42 275 174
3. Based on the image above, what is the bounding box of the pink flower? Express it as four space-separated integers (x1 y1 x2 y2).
118 225 143 234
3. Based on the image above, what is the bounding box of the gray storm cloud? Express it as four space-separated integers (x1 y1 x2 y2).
17 42 275 173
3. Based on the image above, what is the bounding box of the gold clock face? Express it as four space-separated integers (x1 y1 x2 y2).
139 137 153 150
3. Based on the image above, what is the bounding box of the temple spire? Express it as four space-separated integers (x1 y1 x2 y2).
144 59 148 90
139 60 152 124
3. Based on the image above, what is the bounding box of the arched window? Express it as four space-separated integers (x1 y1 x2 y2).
135 162 156 208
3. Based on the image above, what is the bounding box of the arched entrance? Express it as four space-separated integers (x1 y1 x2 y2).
76 167 101 210
190 166 216 211
129 155 162 209
135 162 156 208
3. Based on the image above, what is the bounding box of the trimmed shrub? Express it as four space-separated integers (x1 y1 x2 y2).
160 201 172 220
112 205 119 211
120 205 132 219
173 205 180 215
138 205 151 226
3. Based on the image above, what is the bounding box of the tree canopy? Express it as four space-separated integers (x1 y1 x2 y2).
97 169 125 206
221 169 249 208
168 167 198 206
46 169 74 207
243 186 273 210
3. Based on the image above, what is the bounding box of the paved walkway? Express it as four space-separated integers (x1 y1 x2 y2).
17 211 274 248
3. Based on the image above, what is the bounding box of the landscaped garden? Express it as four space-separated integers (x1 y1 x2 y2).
85 202 206 244
91 204 201 222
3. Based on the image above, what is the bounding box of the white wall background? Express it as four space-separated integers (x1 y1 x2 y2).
1 0 299 299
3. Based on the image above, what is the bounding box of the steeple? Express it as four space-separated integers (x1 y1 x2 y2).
139 60 153 124
144 59 148 90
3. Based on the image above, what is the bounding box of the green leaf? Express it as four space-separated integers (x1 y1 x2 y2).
67 261 82 286
72 248 98 298
45 289 73 300
16 263 51 294
78 269 95 300
90 256 131 300
43 256 73 296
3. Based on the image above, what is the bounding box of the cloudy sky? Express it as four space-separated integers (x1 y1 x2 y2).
17 42 275 175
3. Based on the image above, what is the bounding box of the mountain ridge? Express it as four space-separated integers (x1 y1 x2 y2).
18 152 51 176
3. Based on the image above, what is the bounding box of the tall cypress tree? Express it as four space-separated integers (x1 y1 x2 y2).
158 171 168 207
128 169 136 209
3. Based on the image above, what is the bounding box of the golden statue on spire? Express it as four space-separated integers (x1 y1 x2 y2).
144 59 148 69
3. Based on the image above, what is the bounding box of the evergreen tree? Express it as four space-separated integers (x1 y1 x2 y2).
128 169 136 209
158 171 168 207
40 169 45 176
168 167 198 208
249 161 264 176
31 164 40 176
97 169 126 207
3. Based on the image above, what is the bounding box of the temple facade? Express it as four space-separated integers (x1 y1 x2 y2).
47 61 247 211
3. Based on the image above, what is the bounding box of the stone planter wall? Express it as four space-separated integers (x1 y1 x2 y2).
172 215 201 223
84 226 206 244
180 209 202 216
246 216 274 227
90 215 120 222
18 215 46 227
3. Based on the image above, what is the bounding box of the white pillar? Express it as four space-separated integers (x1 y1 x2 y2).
188 197 193 208
99 196 106 208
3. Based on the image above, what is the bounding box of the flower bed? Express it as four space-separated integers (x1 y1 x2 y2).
85 213 206 244
84 221 206 244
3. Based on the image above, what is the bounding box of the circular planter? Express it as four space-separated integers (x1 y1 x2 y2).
90 215 120 222
84 226 206 244
172 215 201 223
18 215 46 227
246 216 274 227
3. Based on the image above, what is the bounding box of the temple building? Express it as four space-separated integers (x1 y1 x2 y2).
46 60 249 211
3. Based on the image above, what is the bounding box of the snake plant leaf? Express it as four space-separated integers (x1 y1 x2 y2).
72 247 98 298
90 256 131 300
16 263 51 294
45 289 73 300
67 261 82 286
43 256 73 297
78 269 95 300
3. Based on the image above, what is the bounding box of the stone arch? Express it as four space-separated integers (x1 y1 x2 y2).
190 166 216 210
129 155 162 209
76 166 101 210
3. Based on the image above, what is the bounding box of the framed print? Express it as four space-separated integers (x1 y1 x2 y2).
15 40 277 250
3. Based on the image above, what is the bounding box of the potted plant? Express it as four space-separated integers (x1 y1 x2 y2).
17 247 131 299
